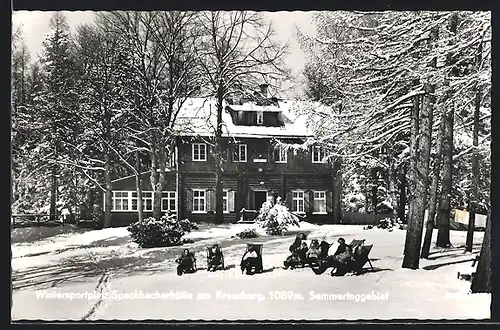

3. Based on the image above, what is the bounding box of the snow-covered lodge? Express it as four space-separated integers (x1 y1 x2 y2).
108 84 336 226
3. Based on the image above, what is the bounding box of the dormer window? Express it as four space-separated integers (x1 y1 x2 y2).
312 146 326 163
256 111 264 124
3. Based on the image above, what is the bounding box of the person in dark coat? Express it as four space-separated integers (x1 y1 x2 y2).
311 237 353 275
241 246 260 274
176 248 196 276
319 238 332 259
333 238 350 258
284 234 305 269
207 244 223 271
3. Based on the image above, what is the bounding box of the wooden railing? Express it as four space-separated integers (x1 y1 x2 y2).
11 214 63 228
237 209 259 223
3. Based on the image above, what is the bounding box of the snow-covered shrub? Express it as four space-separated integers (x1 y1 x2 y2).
376 200 394 214
256 200 300 236
236 228 259 239
377 218 393 230
127 214 198 248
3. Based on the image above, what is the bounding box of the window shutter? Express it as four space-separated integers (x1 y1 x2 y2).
286 190 293 210
228 190 235 212
249 189 254 210
304 190 311 213
206 189 215 212
326 190 333 213
187 189 193 211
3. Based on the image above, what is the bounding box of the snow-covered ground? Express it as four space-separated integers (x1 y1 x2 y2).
11 222 490 320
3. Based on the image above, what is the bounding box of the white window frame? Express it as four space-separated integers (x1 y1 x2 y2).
256 111 264 124
276 146 287 163
192 143 207 161
161 191 177 212
192 189 206 213
141 191 154 212
223 190 229 213
312 146 325 163
292 190 305 214
112 191 131 212
313 191 327 214
234 144 247 162
168 147 177 168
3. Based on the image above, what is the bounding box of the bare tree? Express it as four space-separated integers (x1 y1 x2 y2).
105 11 201 220
196 11 287 224
71 15 137 228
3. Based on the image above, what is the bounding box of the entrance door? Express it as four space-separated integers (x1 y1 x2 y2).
254 190 268 210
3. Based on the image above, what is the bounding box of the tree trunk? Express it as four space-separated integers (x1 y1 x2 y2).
398 163 408 224
421 103 446 258
465 74 482 252
436 105 454 248
103 155 112 228
403 95 420 256
214 85 224 224
388 159 398 223
135 150 143 222
402 85 434 269
371 183 378 215
332 158 342 224
149 141 160 220
49 164 58 221
153 144 166 220
435 13 459 248
470 213 491 293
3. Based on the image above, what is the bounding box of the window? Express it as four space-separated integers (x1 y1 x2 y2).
257 111 264 124
131 192 138 211
193 189 206 213
292 190 305 213
275 146 287 163
112 192 129 211
112 191 170 212
234 144 247 162
142 192 153 211
168 148 176 168
192 143 207 161
223 190 228 213
313 191 327 213
161 191 177 212
312 146 326 163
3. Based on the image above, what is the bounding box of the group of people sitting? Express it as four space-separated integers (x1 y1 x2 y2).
176 234 357 276
176 244 224 275
175 243 261 276
283 234 354 273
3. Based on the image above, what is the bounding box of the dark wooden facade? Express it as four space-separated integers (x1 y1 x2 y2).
107 135 336 226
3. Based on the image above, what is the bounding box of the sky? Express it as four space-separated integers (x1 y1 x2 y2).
12 11 317 98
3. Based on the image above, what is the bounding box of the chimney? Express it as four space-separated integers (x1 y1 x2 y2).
259 83 268 97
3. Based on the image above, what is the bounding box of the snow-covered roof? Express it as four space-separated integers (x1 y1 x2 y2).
228 103 282 112
172 97 330 139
